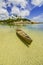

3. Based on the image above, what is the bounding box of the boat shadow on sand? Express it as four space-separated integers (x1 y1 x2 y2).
16 33 32 47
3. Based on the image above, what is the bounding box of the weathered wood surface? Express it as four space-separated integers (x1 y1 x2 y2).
16 29 32 45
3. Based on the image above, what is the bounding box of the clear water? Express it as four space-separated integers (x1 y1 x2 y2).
22 24 43 31
0 24 43 65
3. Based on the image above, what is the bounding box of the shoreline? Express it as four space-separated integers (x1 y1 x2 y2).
0 21 43 26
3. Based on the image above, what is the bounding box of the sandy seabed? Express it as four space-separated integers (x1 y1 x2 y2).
0 26 43 65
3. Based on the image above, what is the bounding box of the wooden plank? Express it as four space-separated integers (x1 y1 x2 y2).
16 29 32 45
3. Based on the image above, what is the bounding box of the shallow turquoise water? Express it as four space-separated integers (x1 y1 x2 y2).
0 24 43 65
0 24 43 31
21 24 43 31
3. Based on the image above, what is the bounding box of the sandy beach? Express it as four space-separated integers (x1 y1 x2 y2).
0 25 43 65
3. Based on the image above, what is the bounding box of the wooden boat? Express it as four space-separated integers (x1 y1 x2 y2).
16 29 32 44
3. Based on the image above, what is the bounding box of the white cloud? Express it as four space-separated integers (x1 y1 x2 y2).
8 0 30 17
0 1 6 8
19 10 30 17
8 0 28 8
0 0 3 2
31 0 43 7
0 0 9 20
12 6 20 15
0 8 9 20
0 0 30 19
12 6 30 17
32 13 43 22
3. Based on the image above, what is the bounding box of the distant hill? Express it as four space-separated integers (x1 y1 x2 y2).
0 16 43 25
0 16 32 25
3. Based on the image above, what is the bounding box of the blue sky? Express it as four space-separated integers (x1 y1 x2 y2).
0 0 43 22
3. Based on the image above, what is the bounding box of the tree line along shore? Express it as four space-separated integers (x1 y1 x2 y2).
0 17 43 25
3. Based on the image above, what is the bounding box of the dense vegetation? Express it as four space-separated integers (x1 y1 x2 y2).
0 17 31 25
